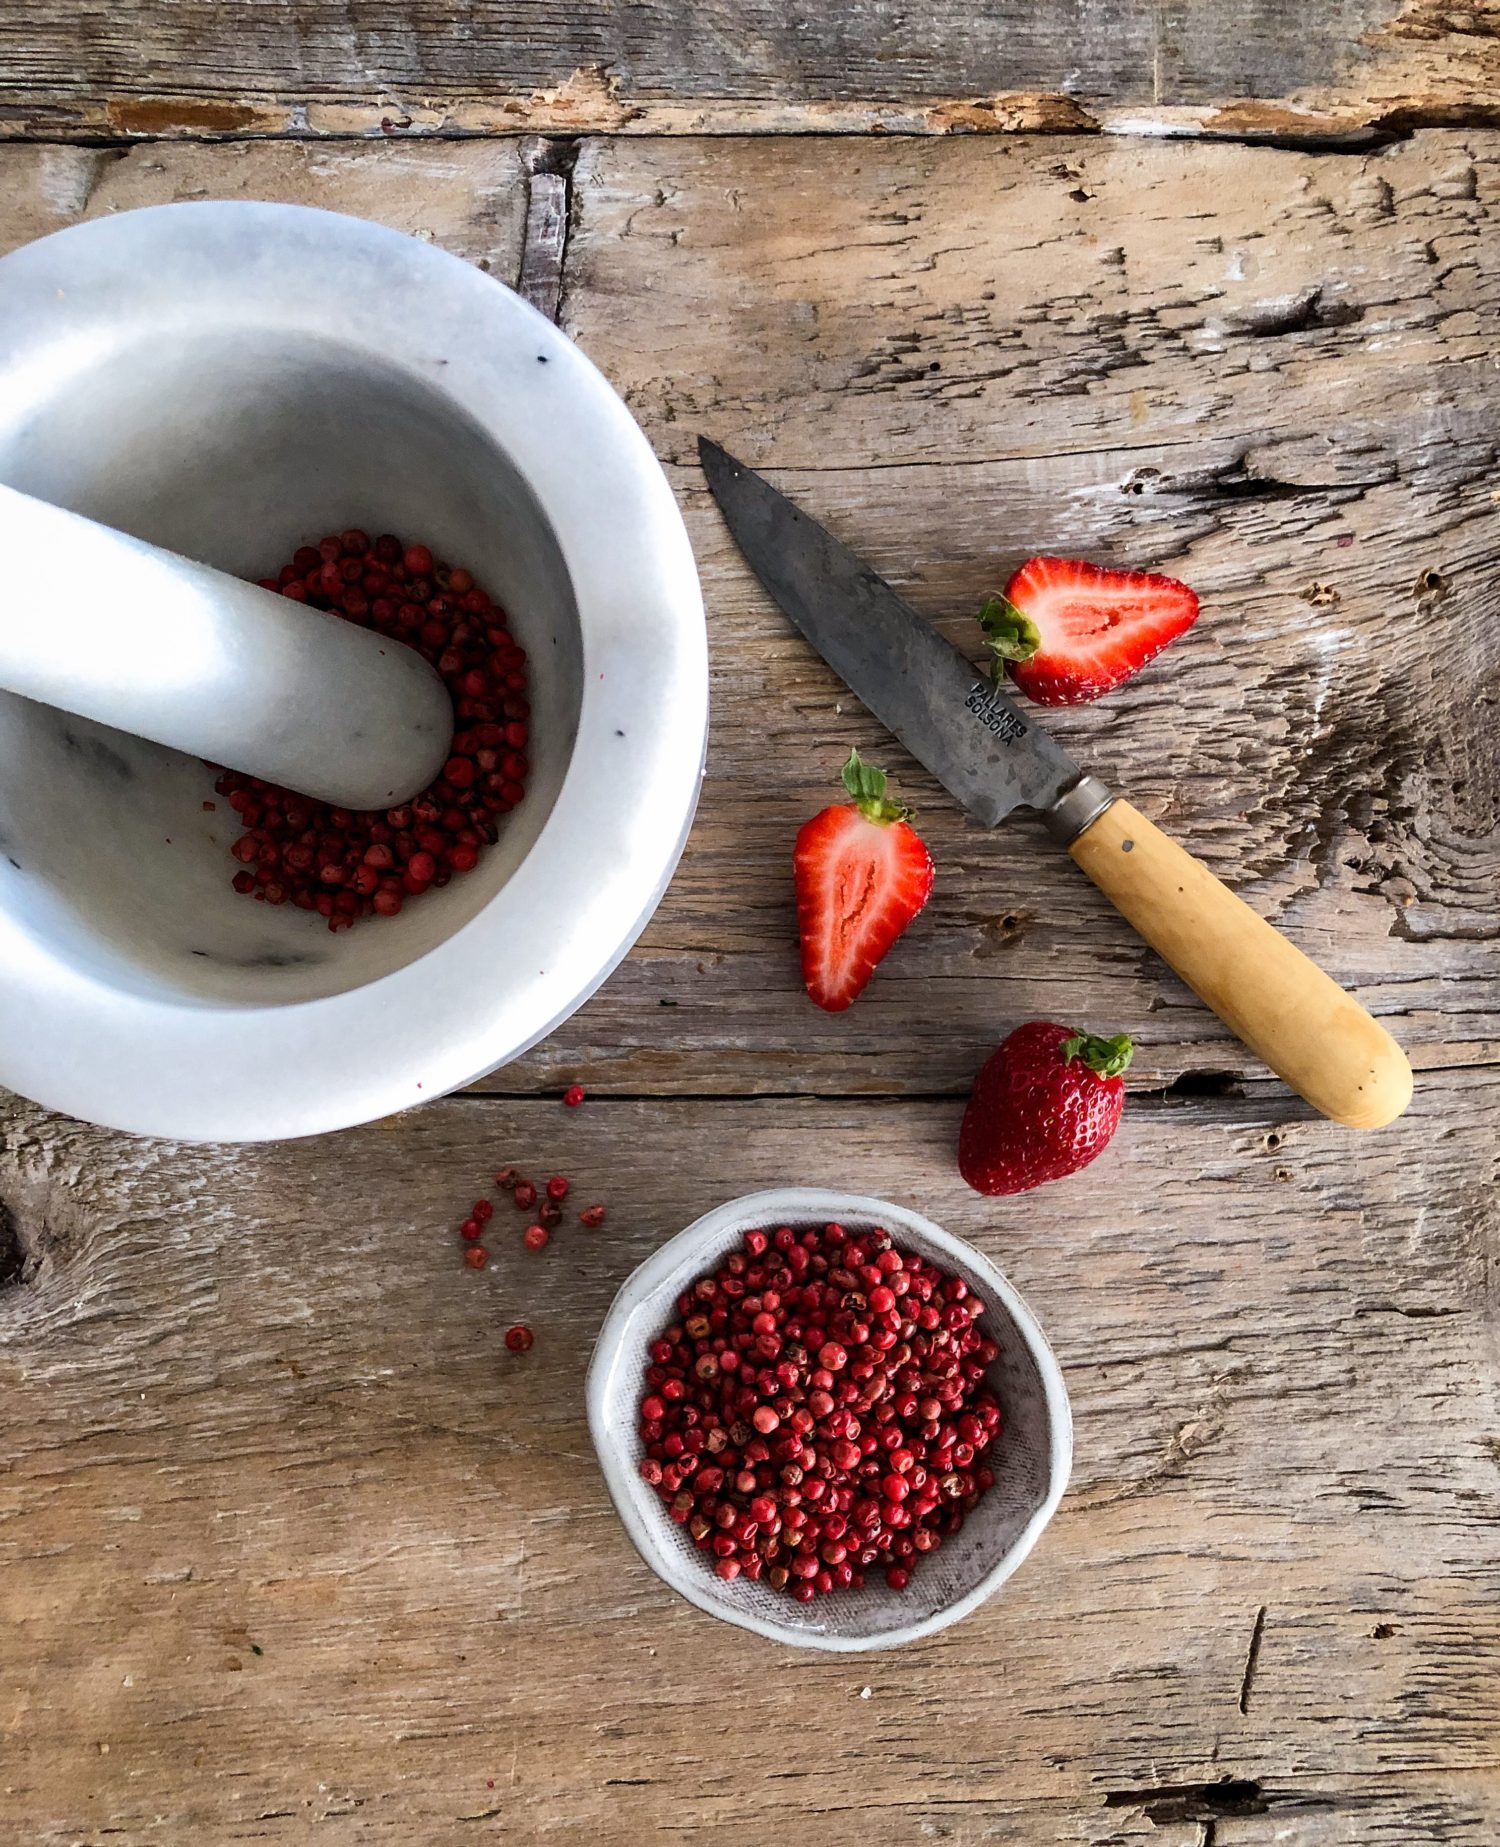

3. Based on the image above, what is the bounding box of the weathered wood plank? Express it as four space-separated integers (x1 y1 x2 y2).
2 0 1499 142
1 107 1494 1847
0 139 530 270
514 128 1500 1096
0 1070 1496 1841
1 133 1494 1102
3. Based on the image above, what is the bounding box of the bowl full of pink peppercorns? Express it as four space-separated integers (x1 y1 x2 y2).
587 1188 1071 1651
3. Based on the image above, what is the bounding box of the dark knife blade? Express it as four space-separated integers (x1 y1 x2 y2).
699 438 1099 830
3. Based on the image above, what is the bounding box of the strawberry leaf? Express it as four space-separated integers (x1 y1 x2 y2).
839 748 910 824
977 594 1042 675
1060 1030 1134 1078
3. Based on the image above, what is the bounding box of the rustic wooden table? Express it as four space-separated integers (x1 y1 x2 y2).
3 9 1499 1844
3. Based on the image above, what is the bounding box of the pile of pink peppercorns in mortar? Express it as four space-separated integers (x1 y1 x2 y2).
216 529 531 927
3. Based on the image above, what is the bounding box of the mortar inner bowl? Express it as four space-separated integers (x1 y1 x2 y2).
0 328 581 1007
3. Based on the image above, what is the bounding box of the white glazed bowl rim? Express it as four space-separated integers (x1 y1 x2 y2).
586 1187 1073 1652
0 203 707 1140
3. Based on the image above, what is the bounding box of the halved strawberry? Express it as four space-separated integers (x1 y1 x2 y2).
794 750 934 1012
979 556 1200 705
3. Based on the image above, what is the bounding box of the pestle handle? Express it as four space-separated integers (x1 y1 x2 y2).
0 485 453 809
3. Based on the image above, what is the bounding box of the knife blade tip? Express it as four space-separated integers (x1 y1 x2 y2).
696 433 742 478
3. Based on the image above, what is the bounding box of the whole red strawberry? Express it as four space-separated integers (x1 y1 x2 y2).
959 1021 1132 1196
794 749 934 1012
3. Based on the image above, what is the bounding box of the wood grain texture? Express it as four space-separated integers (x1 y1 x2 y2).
1 1073 1496 1842
2 133 1495 1103
0 128 1497 1845
518 128 1500 1099
0 139 529 269
3 0 1500 142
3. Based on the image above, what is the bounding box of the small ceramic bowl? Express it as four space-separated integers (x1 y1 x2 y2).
586 1187 1072 1651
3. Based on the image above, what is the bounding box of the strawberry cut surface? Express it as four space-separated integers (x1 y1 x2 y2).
981 556 1199 705
794 784 934 1013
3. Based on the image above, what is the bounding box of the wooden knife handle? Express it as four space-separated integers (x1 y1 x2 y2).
1069 799 1412 1128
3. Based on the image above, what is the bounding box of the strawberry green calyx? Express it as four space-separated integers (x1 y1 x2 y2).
978 593 1041 678
840 748 910 824
1060 1030 1134 1079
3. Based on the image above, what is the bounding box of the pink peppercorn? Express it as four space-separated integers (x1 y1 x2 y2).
505 1324 534 1352
464 1246 488 1269
563 1085 585 1107
546 1176 569 1201
524 1224 549 1252
514 1182 538 1210
219 532 529 931
580 1204 606 1228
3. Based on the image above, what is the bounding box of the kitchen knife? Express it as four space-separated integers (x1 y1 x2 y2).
700 436 1412 1129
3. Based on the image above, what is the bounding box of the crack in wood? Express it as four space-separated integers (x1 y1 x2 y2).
1353 1300 1463 1318
1103 1776 1281 1822
0 103 1497 151
1237 1603 1267 1714
1103 1776 1266 1818
0 1197 26 1291
1189 122 1415 153
443 1079 1312 1110
1159 1070 1245 1101
516 135 579 322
